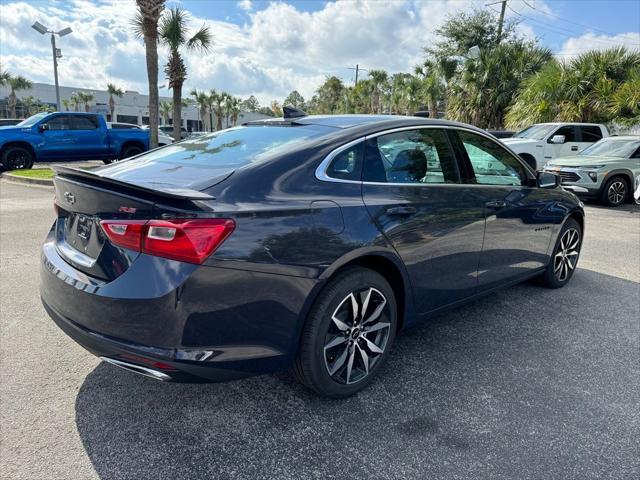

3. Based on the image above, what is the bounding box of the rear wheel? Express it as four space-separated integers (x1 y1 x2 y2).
294 267 397 398
1 146 34 170
600 176 628 207
540 218 582 288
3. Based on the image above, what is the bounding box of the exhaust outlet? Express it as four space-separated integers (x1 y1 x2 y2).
100 356 172 381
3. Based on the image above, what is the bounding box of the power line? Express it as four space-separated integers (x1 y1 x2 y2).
521 0 640 41
505 4 640 46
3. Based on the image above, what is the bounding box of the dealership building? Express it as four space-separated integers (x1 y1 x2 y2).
0 82 268 131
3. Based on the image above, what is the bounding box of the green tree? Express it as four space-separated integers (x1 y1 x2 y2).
107 83 124 121
61 98 71 111
367 69 389 114
6 75 33 118
20 96 36 116
190 89 210 131
506 47 640 128
314 76 345 114
209 90 228 130
133 0 165 148
241 95 260 112
270 100 283 117
448 40 552 128
69 93 81 111
159 6 212 140
283 90 306 110
159 100 172 125
73 91 95 112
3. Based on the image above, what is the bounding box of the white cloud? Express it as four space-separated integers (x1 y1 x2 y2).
557 32 640 59
238 0 252 12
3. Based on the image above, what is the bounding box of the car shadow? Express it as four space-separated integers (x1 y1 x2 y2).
74 268 639 480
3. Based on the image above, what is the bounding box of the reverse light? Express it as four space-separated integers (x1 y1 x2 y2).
99 218 235 264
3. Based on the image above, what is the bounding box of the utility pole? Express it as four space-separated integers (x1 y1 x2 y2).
497 0 507 43
348 64 367 86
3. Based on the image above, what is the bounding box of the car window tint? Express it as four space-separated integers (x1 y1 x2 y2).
458 130 527 186
46 115 72 130
579 126 603 142
553 125 577 142
73 116 99 130
363 129 460 184
327 143 362 181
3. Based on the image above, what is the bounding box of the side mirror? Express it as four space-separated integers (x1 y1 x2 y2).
550 134 565 144
537 171 560 189
38 124 49 133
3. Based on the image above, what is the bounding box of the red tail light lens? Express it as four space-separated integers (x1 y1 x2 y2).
99 218 235 264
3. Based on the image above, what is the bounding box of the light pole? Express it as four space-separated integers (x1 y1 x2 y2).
31 21 72 112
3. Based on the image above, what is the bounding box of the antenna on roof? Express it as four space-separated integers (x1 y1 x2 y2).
283 106 307 119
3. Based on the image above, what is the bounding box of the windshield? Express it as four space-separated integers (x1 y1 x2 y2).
16 112 49 127
581 138 640 158
515 124 556 140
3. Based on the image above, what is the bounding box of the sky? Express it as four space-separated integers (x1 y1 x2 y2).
0 0 639 105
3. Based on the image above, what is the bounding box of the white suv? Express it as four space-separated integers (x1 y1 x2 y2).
502 123 609 170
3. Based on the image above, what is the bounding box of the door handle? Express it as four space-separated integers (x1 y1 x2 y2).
386 206 417 216
485 200 507 209
571 146 579 151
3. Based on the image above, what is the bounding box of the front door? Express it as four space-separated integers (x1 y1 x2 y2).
452 129 555 291
361 127 486 314
38 114 76 160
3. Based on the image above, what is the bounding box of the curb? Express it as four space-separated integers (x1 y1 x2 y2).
0 172 54 187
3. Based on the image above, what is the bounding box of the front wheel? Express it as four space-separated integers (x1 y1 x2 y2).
600 176 628 207
294 267 397 398
540 218 582 288
1 146 34 170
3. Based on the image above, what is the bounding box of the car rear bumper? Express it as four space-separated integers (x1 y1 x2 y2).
40 227 319 382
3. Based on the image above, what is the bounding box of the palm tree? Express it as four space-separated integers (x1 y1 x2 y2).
159 101 172 125
133 0 165 148
20 96 36 116
209 90 227 130
367 69 388 114
73 91 94 112
6 75 33 118
61 98 71 111
506 47 640 128
227 96 241 126
159 6 212 141
107 83 124 121
190 89 210 131
69 93 81 112
224 93 236 127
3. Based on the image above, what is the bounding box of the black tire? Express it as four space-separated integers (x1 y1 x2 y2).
519 153 537 171
540 218 582 288
600 175 628 207
1 146 34 170
293 267 397 398
119 144 144 160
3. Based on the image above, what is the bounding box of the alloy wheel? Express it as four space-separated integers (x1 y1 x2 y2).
9 150 29 169
323 287 390 385
554 228 580 282
608 180 626 205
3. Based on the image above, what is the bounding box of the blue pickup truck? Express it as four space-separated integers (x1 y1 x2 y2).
0 112 150 170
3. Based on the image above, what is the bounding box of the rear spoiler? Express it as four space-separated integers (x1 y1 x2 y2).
52 166 215 200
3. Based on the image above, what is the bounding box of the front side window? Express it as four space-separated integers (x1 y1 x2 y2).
552 125 577 143
458 130 528 186
363 128 460 184
45 115 73 131
326 143 362 181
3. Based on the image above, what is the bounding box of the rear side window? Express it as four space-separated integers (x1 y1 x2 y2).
552 125 577 142
111 123 137 130
326 143 363 181
363 128 460 184
458 130 528 186
124 124 334 168
72 116 99 130
579 126 603 142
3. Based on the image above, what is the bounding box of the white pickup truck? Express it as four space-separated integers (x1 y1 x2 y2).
502 123 609 170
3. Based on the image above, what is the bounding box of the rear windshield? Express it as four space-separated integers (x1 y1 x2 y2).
131 124 333 168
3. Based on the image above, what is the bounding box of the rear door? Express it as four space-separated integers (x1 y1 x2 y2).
361 127 486 314
71 115 110 159
576 125 604 151
549 125 581 158
452 129 554 291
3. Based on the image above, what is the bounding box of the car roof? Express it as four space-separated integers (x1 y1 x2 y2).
246 114 487 136
606 135 640 140
535 122 602 127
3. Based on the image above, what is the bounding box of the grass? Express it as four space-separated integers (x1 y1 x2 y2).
8 168 55 180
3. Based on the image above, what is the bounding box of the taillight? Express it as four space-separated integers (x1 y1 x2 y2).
99 218 235 264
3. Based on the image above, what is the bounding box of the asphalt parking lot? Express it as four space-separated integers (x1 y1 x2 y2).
1 180 638 480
